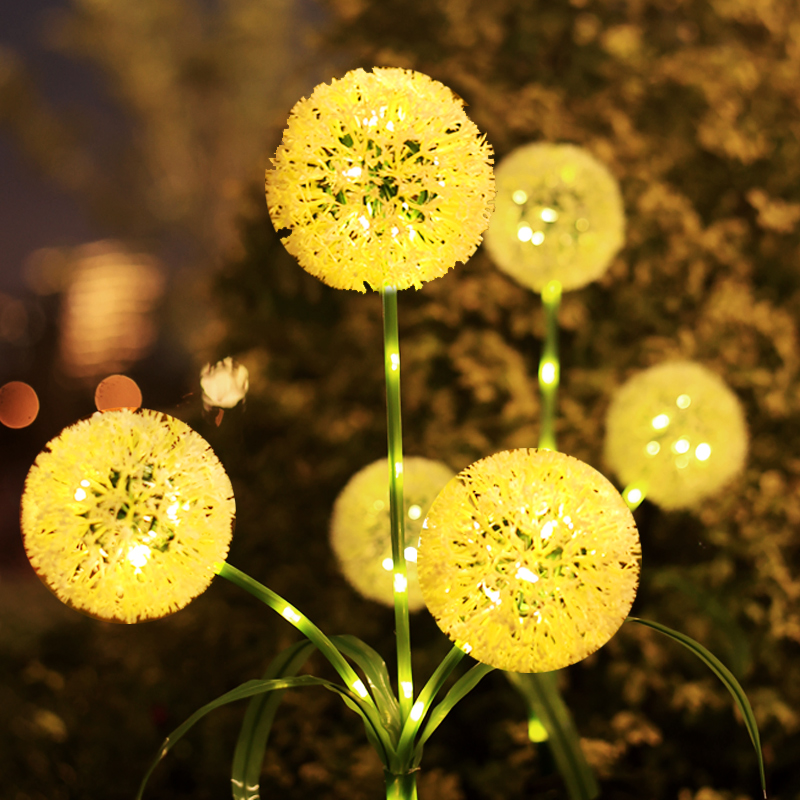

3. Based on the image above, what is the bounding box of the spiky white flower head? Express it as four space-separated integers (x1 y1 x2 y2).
484 143 625 292
21 409 235 623
266 67 495 292
330 457 455 610
418 449 640 673
200 357 250 409
604 361 748 509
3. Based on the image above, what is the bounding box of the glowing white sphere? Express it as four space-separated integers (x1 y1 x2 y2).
604 361 748 509
330 457 455 610
484 143 625 292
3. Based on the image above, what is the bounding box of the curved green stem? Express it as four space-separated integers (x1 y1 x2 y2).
396 645 465 755
381 284 413 723
538 280 562 451
214 562 375 709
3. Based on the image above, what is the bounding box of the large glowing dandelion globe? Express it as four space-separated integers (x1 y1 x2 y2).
604 361 748 510
484 143 625 292
418 449 640 673
266 67 495 292
330 457 455 610
21 409 235 623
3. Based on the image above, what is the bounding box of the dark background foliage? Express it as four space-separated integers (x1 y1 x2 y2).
2 0 800 798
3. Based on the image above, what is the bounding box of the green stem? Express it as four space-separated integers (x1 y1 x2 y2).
538 280 562 451
384 770 418 800
381 284 413 723
215 562 373 707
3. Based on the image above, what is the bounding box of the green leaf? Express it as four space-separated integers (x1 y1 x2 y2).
506 671 599 800
396 645 466 759
412 662 494 767
136 675 390 800
231 640 316 800
628 617 767 799
330 635 402 743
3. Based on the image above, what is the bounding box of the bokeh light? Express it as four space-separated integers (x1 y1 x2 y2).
330 456 455 610
0 381 39 428
94 374 143 411
604 361 748 509
484 143 625 292
57 241 164 380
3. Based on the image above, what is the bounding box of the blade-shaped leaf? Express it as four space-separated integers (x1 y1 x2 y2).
412 663 494 767
628 617 766 799
231 641 316 800
137 675 390 800
331 635 402 743
506 671 599 800
396 645 465 757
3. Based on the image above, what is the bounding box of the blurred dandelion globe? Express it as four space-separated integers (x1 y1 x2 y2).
418 449 640 673
604 361 748 510
330 457 455 610
21 409 235 623
484 143 625 292
266 67 495 292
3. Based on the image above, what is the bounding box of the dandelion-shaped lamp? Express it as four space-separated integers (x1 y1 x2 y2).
604 361 748 510
265 67 495 291
21 408 235 623
330 457 455 611
418 449 641 673
484 143 625 292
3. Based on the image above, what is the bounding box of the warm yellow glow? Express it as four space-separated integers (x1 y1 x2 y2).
540 360 558 385
418 449 640 673
517 224 533 242
282 607 302 624
515 566 539 583
266 67 495 292
625 487 643 505
484 143 625 292
652 414 670 430
401 681 414 699
351 679 369 698
696 442 712 461
330 457 454 610
529 717 549 743
58 241 164 379
410 701 425 722
127 543 151 570
605 361 748 509
512 189 528 204
21 409 235 623
394 573 408 593
674 438 690 454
